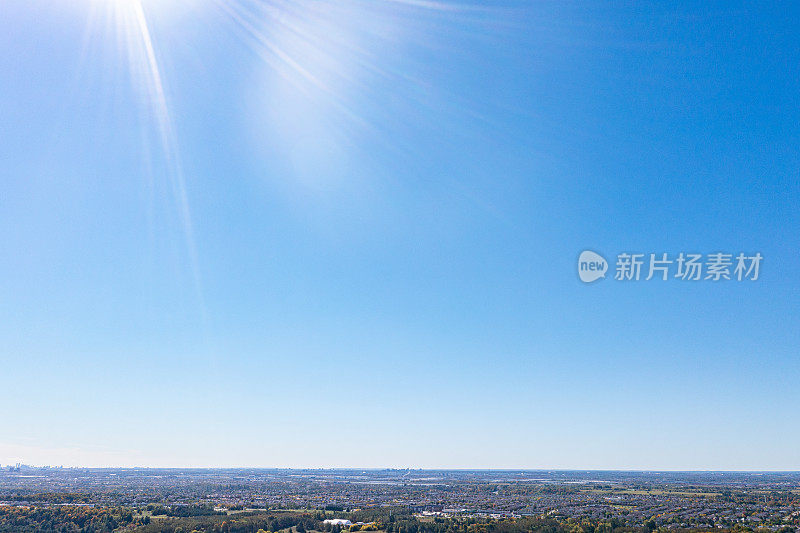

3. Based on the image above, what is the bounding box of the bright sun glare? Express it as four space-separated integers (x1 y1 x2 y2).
81 0 473 304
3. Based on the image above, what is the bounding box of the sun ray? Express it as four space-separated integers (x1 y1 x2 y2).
76 0 503 296
85 0 205 312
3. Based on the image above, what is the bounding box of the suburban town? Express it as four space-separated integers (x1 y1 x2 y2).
0 468 798 532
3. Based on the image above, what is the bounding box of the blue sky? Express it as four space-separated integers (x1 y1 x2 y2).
0 0 798 469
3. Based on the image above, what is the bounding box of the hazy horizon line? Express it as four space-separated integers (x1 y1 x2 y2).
5 465 800 473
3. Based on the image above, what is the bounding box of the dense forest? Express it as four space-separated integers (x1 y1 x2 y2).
2 505 795 533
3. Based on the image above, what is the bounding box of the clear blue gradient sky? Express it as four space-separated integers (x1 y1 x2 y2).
0 0 798 469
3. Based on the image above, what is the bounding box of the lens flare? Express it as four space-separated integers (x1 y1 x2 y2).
83 0 203 309
77 0 498 302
